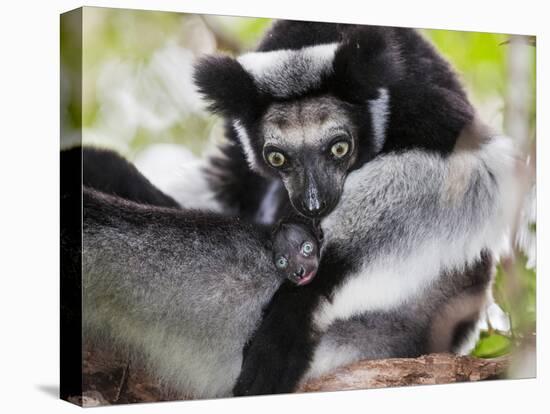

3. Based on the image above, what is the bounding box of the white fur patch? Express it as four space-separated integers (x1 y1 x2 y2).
255 180 282 225
232 119 258 170
368 88 390 153
314 241 474 331
304 342 363 381
237 43 339 98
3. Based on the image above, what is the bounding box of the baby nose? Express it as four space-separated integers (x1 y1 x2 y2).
294 266 305 278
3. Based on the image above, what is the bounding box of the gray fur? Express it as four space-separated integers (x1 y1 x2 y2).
307 125 518 378
312 129 516 327
255 95 358 217
82 121 518 397
261 95 355 150
83 192 282 397
307 252 493 380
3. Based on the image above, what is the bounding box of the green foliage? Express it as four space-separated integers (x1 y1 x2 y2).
424 30 508 103
83 8 182 66
60 10 83 132
494 255 537 336
231 18 272 49
128 114 216 158
471 253 536 359
472 332 512 358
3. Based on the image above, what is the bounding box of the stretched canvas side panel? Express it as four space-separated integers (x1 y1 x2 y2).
60 7 83 406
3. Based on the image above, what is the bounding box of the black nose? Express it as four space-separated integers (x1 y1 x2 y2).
294 266 305 278
301 200 327 217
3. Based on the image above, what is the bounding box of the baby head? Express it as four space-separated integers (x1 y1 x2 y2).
272 222 320 286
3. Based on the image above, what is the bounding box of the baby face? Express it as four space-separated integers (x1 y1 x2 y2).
272 223 320 286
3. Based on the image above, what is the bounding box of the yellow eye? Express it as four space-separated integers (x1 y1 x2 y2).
267 151 286 167
331 141 350 158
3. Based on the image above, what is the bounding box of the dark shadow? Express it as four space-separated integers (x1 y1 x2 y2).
36 384 59 399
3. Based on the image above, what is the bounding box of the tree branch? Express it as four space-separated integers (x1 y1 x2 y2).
298 353 510 393
78 349 510 405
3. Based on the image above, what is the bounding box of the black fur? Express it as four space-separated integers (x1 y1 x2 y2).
234 244 356 395
79 145 322 281
203 122 287 221
329 26 404 102
447 250 493 351
60 147 83 399
74 20 491 398
257 20 348 51
193 56 267 121
80 146 179 208
197 24 472 172
193 21 483 396
235 249 493 395
199 23 474 226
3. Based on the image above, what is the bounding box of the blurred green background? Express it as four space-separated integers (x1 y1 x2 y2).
61 7 536 372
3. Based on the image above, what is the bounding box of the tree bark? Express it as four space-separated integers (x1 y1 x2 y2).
298 353 509 393
78 350 509 405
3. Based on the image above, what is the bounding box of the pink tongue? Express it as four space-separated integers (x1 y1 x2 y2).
297 271 315 286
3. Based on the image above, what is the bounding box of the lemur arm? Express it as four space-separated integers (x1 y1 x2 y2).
234 280 320 395
234 246 348 396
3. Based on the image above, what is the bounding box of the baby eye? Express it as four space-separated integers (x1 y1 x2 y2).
276 256 288 269
301 241 314 256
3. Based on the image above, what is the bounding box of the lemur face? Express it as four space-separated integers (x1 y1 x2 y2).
194 33 398 219
259 95 358 218
271 223 320 286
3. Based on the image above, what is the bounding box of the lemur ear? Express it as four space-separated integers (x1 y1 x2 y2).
331 27 403 102
193 55 260 118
